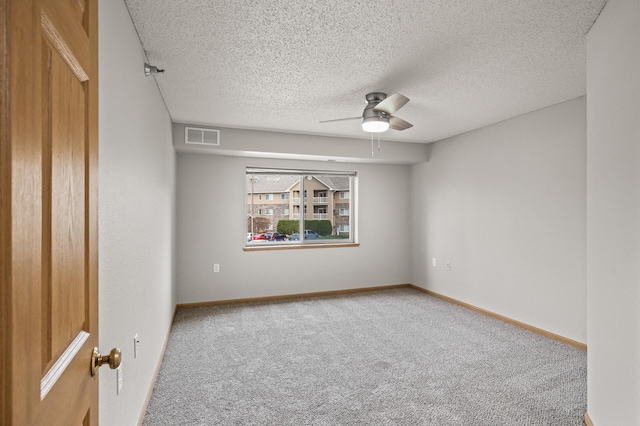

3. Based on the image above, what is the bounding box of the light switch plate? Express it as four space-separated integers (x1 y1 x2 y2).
116 364 123 395
134 334 139 359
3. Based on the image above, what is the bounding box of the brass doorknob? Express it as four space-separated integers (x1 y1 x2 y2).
91 347 122 376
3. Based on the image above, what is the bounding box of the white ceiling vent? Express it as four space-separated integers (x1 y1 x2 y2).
185 127 220 146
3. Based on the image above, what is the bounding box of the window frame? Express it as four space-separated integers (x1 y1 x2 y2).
245 167 357 249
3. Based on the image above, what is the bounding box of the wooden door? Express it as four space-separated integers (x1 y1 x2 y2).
1 0 99 424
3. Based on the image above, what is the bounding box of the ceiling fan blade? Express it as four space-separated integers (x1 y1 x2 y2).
319 116 362 124
374 93 409 115
389 116 413 131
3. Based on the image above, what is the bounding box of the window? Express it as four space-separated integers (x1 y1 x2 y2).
246 167 356 246
314 190 327 203
314 206 327 220
337 224 350 233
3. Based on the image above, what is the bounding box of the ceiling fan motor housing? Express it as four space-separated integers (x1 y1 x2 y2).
363 92 390 123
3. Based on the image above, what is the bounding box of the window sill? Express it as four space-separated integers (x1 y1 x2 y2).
244 243 359 252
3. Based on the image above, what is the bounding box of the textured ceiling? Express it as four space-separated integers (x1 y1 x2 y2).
124 0 606 143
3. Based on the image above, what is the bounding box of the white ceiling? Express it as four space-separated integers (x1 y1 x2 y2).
124 0 606 144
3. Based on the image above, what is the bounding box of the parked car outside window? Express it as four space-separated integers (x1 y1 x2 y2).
289 230 319 241
303 230 319 239
264 232 286 241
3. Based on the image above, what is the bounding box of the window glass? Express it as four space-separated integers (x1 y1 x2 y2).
246 168 355 246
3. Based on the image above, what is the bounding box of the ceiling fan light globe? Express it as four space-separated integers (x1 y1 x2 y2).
362 117 389 133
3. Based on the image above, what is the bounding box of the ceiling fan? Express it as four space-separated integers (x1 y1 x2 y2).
320 92 413 133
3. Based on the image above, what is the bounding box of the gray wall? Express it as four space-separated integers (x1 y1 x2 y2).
99 1 176 424
176 154 412 303
410 97 587 343
587 0 640 423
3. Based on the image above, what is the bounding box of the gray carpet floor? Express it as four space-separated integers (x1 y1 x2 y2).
142 288 587 425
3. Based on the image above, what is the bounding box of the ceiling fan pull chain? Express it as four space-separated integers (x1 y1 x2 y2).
378 133 381 152
371 133 374 157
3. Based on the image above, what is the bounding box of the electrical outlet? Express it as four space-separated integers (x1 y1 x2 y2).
446 261 451 271
134 334 139 359
214 263 220 273
432 258 437 267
